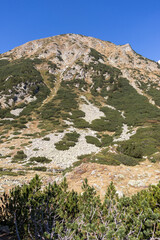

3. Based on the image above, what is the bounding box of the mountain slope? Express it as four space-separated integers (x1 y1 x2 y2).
0 34 160 195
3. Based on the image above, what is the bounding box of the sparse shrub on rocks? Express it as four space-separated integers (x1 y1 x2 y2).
31 166 47 171
55 131 80 150
65 131 80 142
89 48 104 61
55 140 75 150
29 156 52 164
42 137 50 141
12 150 27 163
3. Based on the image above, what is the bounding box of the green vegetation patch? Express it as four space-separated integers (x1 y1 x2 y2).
90 107 123 133
86 61 121 97
122 124 160 157
85 135 101 147
12 150 27 163
101 134 113 146
69 110 85 119
42 137 50 141
107 78 160 126
73 118 90 128
56 87 78 111
55 131 80 151
31 166 47 172
75 147 140 167
147 86 160 107
0 58 50 118
0 59 9 67
0 168 25 177
89 48 104 61
91 151 140 166
29 156 52 164
21 83 50 116
0 58 42 92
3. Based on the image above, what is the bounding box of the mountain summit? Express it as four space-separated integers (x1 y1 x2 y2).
0 34 160 195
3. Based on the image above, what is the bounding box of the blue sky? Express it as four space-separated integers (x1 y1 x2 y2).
0 0 160 61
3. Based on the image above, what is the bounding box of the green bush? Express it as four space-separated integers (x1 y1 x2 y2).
0 59 9 67
73 118 90 128
31 166 47 172
70 110 85 119
101 134 113 146
56 87 78 111
128 125 160 156
12 150 27 162
55 140 75 150
117 141 143 158
91 118 117 132
55 131 80 150
85 135 101 147
2 176 160 239
29 156 52 164
65 131 80 142
42 137 50 141
107 78 160 126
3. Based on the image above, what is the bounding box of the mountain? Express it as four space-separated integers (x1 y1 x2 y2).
0 33 160 196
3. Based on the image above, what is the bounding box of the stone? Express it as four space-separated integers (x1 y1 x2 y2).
114 174 125 180
91 170 96 175
116 190 124 198
93 183 100 190
128 180 146 188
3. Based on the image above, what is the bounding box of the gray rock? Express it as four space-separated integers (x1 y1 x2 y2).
93 183 100 190
116 190 124 198
91 170 96 175
128 180 146 188
114 174 125 180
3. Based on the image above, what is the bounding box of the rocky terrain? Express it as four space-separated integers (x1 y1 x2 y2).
0 33 160 196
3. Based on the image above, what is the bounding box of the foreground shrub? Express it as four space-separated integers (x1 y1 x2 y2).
1 175 160 239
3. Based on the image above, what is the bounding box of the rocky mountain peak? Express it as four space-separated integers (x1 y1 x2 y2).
120 43 132 52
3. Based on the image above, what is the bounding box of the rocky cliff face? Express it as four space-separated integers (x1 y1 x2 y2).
0 34 160 196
